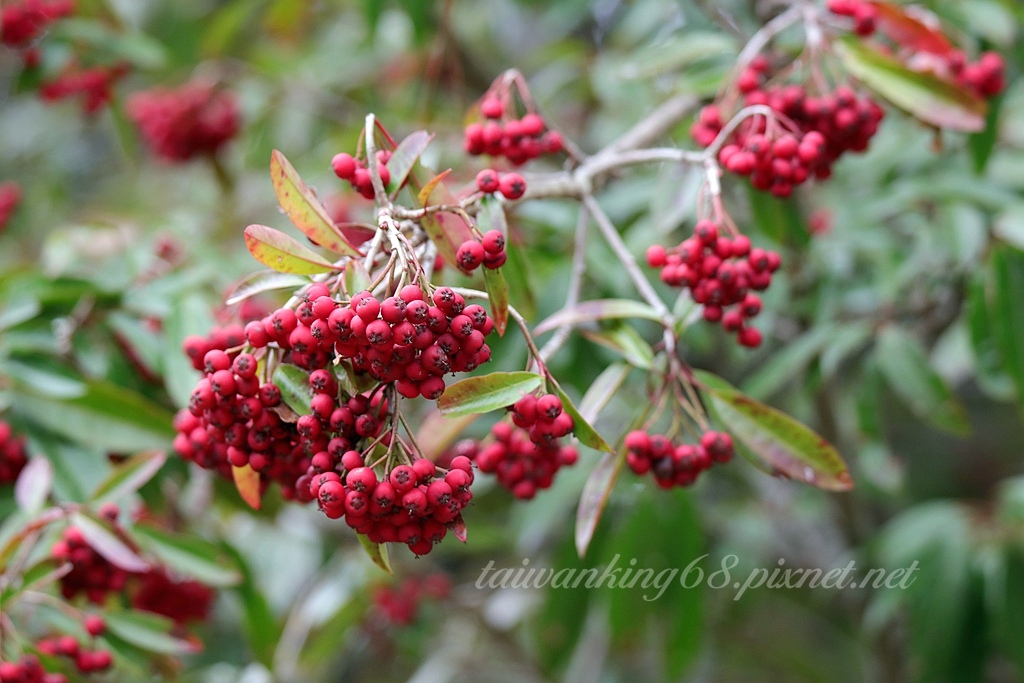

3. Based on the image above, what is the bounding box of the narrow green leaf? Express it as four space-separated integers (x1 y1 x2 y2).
0 557 69 606
0 297 40 331
580 324 654 369
575 448 625 558
14 457 53 514
991 246 1024 407
966 273 1014 399
534 299 662 335
272 364 313 416
746 186 808 247
244 224 338 275
835 36 986 131
104 611 201 655
5 357 86 398
875 325 970 435
90 451 166 505
226 271 309 306
695 371 853 490
342 260 371 294
482 267 509 336
969 92 1003 174
70 512 149 573
133 525 241 587
232 464 262 510
357 533 392 574
741 324 836 399
221 543 278 666
438 372 543 417
271 150 359 256
14 380 175 452
385 131 433 196
579 361 631 423
547 375 614 452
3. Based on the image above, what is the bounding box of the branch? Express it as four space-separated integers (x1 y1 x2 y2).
538 206 590 363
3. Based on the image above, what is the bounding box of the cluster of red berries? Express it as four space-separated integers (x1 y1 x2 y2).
827 0 1005 99
624 430 734 488
38 62 128 115
308 453 474 556
456 228 507 272
244 284 495 400
694 60 884 197
0 656 69 683
132 568 216 627
181 324 246 372
52 527 132 604
126 82 240 162
463 100 563 164
464 393 579 499
0 420 28 484
370 573 451 626
474 169 527 200
173 349 308 496
0 0 72 49
332 150 397 200
0 182 20 232
647 221 779 347
35 634 112 676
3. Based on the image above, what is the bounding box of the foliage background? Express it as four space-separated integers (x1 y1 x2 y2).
2 0 1024 681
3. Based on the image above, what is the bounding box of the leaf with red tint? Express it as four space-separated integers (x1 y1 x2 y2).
869 2 953 56
244 224 338 275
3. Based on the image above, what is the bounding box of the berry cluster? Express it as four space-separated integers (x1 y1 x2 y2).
370 573 451 626
467 393 579 499
463 100 563 164
244 284 495 400
694 66 885 197
173 349 308 496
646 221 780 347
308 453 474 556
0 182 20 232
181 325 246 372
474 169 527 200
132 569 215 627
456 228 507 272
332 150 398 200
0 420 28 484
0 656 67 683
624 430 734 488
0 0 72 49
126 82 240 162
38 62 128 114
36 636 112 675
827 0 1005 99
52 527 132 604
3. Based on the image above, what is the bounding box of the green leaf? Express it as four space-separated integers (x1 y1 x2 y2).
357 533 392 574
969 92 1003 174
695 371 853 490
991 246 1024 407
14 380 175 452
272 364 312 416
5 357 86 398
243 224 338 275
416 168 451 206
226 271 309 306
482 267 509 337
992 545 1024 674
835 36 986 131
164 292 216 409
0 557 69 606
386 131 433 196
14 457 53 514
271 150 360 256
579 361 630 422
133 525 241 587
104 611 201 655
221 543 278 666
547 374 614 452
232 464 262 510
580 323 654 369
575 448 625 558
417 176 473 265
966 273 1015 399
438 372 543 418
533 299 663 335
342 259 371 294
740 324 834 399
90 451 167 505
875 325 970 435
0 297 40 331
746 185 808 247
70 512 149 573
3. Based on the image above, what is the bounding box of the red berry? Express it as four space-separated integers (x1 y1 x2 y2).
498 173 526 200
